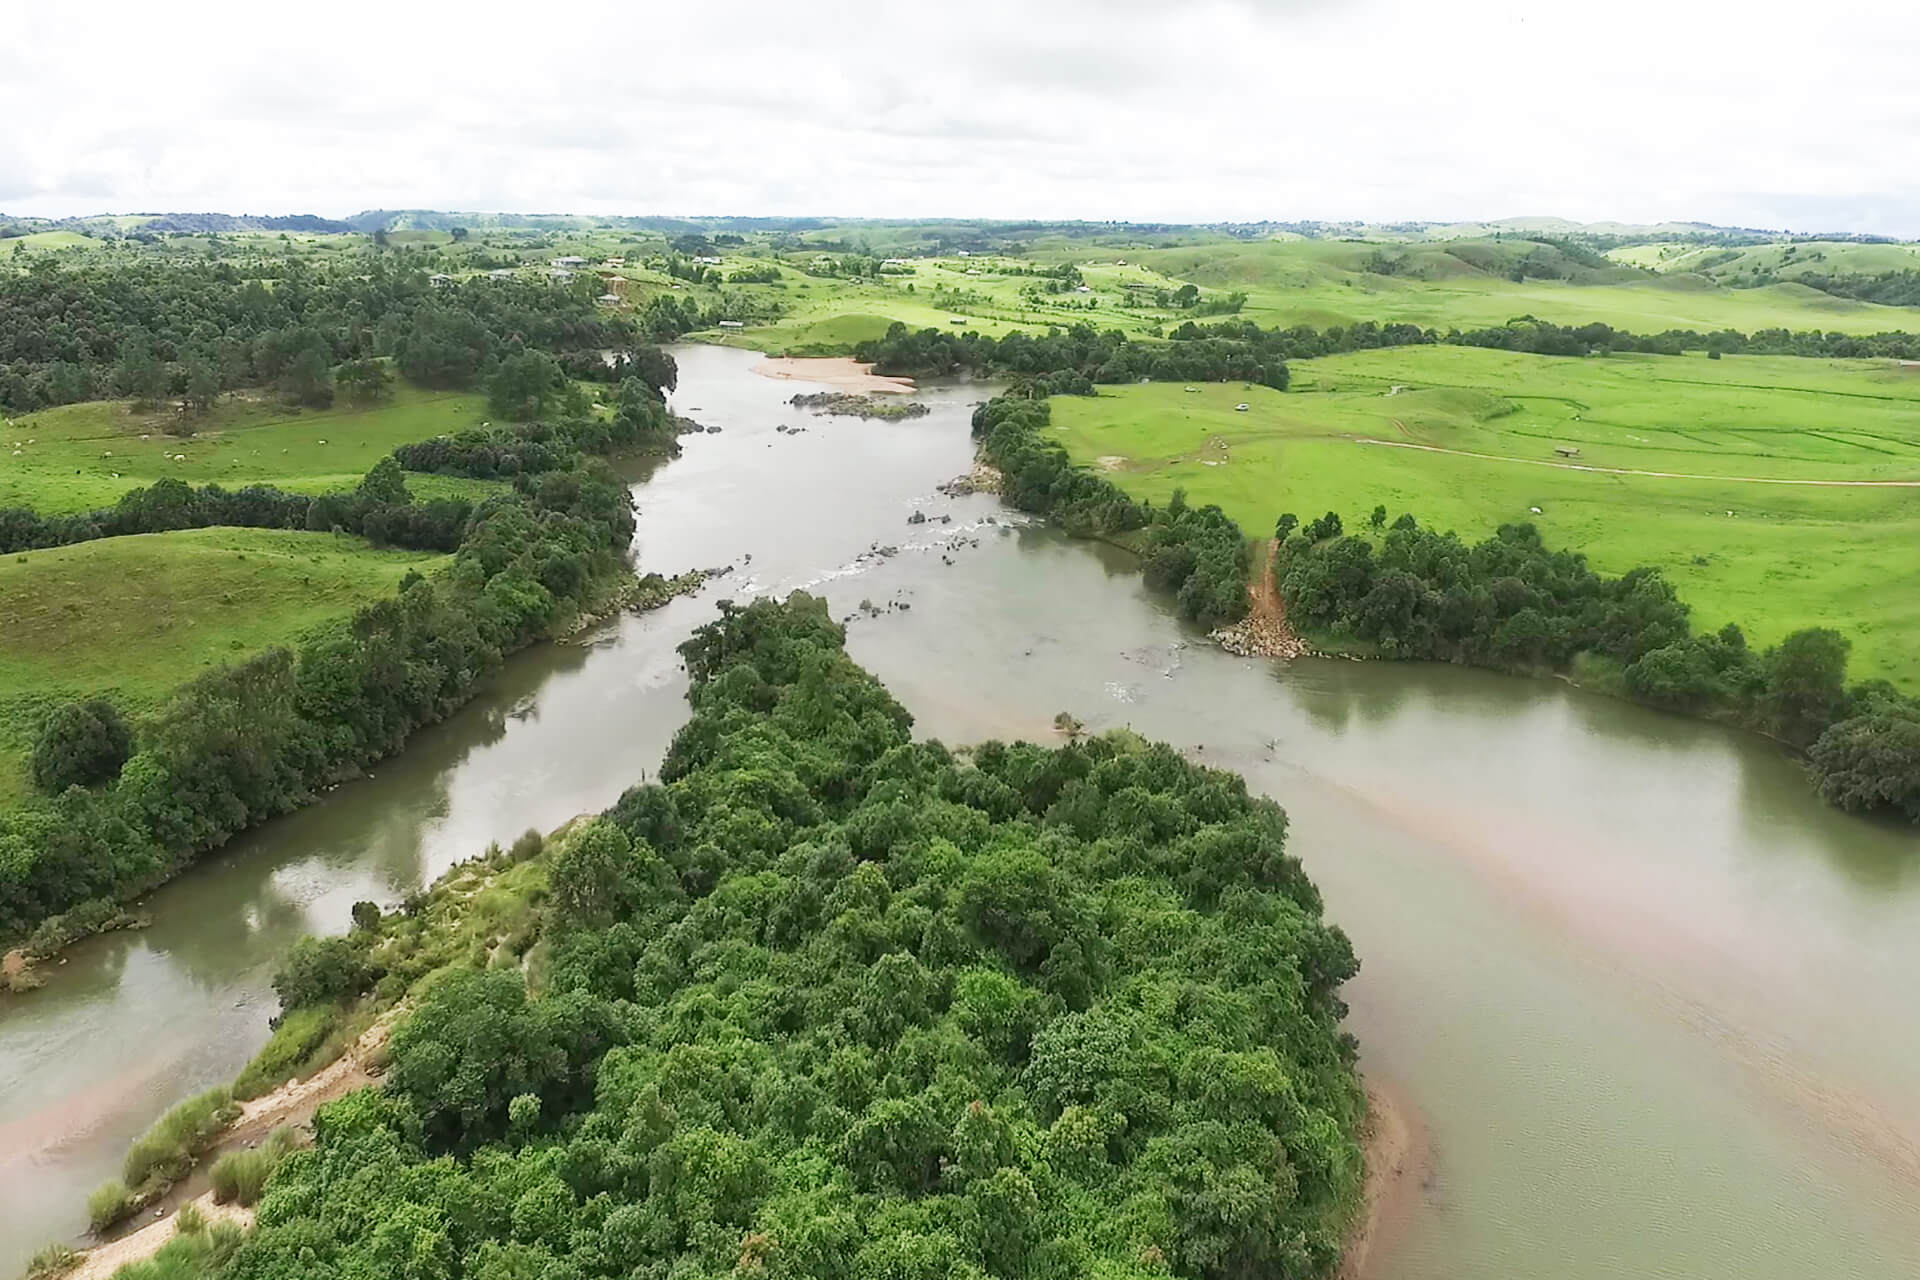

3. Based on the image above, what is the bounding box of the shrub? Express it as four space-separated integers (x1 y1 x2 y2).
87 1179 134 1232
30 699 133 793
233 1004 338 1099
173 1202 207 1234
270 935 375 1016
122 1087 237 1189
22 1242 81 1280
209 1128 298 1205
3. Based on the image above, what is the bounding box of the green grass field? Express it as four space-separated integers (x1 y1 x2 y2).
689 236 1920 357
1 387 491 513
0 230 99 253
1047 348 1920 685
1117 239 1920 335
1610 239 1920 281
0 528 444 800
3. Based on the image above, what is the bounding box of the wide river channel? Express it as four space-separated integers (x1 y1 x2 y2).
3 345 1919 1279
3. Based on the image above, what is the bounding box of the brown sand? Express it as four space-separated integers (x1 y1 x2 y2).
752 356 916 395
67 1194 253 1280
1340 1075 1430 1280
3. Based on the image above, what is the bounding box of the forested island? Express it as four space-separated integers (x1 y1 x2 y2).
46 596 1369 1280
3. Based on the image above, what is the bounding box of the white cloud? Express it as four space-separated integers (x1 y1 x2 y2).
3 0 1917 234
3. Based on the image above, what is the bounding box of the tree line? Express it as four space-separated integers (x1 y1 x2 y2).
852 315 1920 389
974 394 1251 629
968 378 1916 822
187 594 1367 1280
0 392 670 942
1276 518 1920 822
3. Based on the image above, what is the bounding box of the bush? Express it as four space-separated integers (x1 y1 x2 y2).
233 1004 339 1099
173 1202 207 1235
31 699 133 793
22 1242 81 1280
270 935 375 1016
209 1128 298 1205
87 1179 134 1232
122 1087 237 1189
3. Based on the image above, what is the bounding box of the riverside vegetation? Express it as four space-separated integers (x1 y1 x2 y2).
60 595 1365 1280
956 341 1920 822
0 356 684 948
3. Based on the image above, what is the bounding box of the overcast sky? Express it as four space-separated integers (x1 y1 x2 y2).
5 0 1917 235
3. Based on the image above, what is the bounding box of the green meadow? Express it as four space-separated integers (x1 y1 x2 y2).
1117 239 1920 335
1046 348 1920 685
0 528 444 800
1 386 491 513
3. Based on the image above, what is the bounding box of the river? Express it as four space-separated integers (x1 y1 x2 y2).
2 344 1917 1279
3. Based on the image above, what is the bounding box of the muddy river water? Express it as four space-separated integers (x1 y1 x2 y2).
3 345 1918 1278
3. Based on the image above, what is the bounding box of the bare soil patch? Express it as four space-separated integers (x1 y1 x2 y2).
753 357 916 395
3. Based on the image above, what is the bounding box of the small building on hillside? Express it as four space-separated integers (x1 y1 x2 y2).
487 268 516 280
550 255 586 268
428 272 454 287
1555 446 1581 458
603 256 626 268
548 267 575 281
597 293 621 305
717 319 745 328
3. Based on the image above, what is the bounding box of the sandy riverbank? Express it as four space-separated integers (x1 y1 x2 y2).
67 1193 252 1280
1340 1075 1430 1280
752 356 917 395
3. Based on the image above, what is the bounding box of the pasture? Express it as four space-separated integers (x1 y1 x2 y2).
1 387 491 513
0 528 445 800
1046 348 1920 685
1113 239 1920 336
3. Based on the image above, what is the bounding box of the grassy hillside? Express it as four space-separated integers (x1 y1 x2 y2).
0 528 444 800
1046 348 1920 684
1117 239 1919 335
1611 239 1920 281
1 387 491 513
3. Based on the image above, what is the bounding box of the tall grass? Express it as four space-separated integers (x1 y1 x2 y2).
208 1126 298 1206
22 1242 81 1280
86 1178 133 1232
122 1087 239 1189
231 1005 337 1100
112 1219 245 1280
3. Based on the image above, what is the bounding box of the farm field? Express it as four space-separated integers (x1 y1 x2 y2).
1609 238 1920 280
1046 347 1920 684
0 527 445 801
1 386 492 513
1117 239 1920 335
688 237 1920 357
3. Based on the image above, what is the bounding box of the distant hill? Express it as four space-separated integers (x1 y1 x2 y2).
139 212 352 233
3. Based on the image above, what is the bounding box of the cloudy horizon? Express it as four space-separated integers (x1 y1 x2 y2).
5 0 1917 237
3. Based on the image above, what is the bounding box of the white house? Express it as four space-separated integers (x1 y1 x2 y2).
428 272 454 287
717 320 745 328
550 255 587 267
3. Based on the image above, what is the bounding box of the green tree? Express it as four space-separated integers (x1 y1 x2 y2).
31 699 134 793
271 935 373 1015
335 357 393 403
183 357 221 414
488 350 567 421
1762 628 1852 747
1368 504 1388 531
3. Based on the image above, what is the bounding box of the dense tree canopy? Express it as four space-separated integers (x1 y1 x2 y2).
218 595 1365 1280
1278 520 1920 822
0 255 657 412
